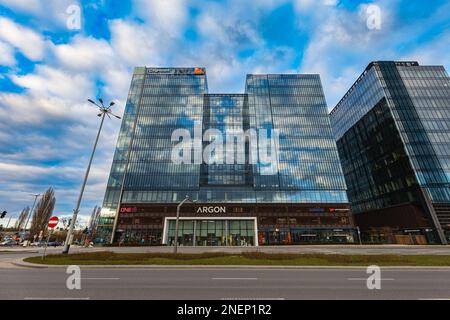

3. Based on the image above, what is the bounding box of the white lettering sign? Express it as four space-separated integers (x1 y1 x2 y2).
196 207 226 214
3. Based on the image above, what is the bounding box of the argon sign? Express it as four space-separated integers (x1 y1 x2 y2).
196 206 226 214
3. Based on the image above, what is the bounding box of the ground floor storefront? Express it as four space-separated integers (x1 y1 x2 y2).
353 203 447 245
359 227 441 245
258 227 355 245
107 203 355 246
164 218 257 246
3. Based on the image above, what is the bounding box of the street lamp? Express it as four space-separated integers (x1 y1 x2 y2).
174 195 196 254
22 193 41 243
62 98 121 254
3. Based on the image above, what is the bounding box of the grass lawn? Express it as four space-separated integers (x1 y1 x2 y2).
24 251 450 266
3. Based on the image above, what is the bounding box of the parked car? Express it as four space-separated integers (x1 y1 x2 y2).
0 239 19 246
47 241 63 247
30 241 45 247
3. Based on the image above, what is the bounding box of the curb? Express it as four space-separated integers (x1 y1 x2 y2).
14 258 450 270
0 250 39 254
13 259 49 269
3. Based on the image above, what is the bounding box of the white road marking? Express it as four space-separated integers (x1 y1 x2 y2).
24 297 90 300
81 278 120 280
221 298 285 300
347 278 394 281
212 278 258 280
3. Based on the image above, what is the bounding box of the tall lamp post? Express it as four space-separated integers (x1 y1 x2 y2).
174 195 196 254
22 193 41 242
62 98 121 254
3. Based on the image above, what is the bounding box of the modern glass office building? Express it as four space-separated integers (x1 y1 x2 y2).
96 67 353 246
330 61 450 245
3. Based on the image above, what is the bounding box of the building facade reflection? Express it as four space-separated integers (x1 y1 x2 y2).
96 67 353 246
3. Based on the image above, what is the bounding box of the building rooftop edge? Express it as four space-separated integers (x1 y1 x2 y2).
329 61 420 117
132 67 321 78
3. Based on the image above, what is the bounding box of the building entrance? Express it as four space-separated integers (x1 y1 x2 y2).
164 218 257 247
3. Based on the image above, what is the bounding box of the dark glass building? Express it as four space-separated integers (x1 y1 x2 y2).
96 67 353 246
330 61 450 245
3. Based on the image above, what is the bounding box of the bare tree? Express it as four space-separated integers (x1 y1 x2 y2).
15 206 30 230
88 206 101 240
29 188 56 240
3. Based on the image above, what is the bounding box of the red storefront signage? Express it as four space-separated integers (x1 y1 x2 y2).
120 207 138 213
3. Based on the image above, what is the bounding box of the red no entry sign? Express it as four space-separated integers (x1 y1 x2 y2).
48 216 59 229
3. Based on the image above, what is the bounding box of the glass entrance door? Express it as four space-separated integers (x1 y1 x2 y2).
167 219 255 246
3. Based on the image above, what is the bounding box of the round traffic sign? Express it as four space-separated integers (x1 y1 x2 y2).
48 216 59 229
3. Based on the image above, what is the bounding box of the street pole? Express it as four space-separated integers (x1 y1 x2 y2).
6 217 12 230
110 182 125 245
22 194 40 242
174 196 190 254
356 226 362 245
63 113 106 254
42 228 54 260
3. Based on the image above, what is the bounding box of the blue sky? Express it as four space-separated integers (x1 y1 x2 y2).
0 0 449 226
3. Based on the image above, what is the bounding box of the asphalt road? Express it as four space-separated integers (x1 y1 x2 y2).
0 267 449 300
1 246 449 300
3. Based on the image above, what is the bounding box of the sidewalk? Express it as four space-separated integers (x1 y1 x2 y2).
90 244 450 255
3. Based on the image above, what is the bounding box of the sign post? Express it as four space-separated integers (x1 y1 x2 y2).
43 216 59 260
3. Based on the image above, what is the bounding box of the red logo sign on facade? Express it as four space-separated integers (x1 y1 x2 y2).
120 207 138 213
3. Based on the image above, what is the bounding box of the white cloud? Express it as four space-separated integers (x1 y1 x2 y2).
53 36 115 72
403 30 450 72
12 65 93 101
0 91 95 126
109 20 166 67
0 0 41 14
294 0 337 11
0 17 46 61
51 33 132 102
298 1 396 107
0 0 81 30
133 0 188 36
0 40 15 66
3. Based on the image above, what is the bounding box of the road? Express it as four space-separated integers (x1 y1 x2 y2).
0 266 449 300
1 246 449 300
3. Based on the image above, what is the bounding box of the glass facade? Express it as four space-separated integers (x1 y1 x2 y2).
336 98 419 214
330 61 450 244
246 75 347 193
97 67 352 245
166 219 255 247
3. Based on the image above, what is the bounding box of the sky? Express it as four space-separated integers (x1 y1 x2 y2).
0 0 449 227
